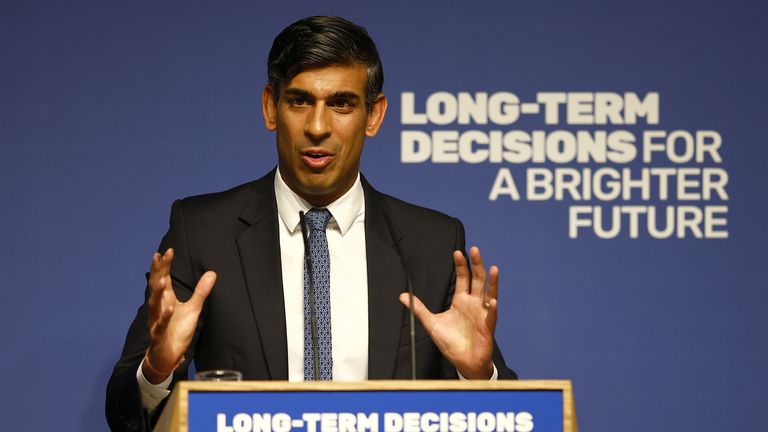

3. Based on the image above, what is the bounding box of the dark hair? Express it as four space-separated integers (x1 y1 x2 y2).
267 16 384 111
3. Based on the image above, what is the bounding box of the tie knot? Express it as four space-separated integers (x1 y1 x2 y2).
305 208 331 231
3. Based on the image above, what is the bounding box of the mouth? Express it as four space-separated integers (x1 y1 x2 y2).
300 148 335 170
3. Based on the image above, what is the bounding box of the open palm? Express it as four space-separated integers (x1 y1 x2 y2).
400 247 498 379
143 248 216 383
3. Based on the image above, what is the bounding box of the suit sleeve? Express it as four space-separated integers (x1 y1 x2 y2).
105 199 204 431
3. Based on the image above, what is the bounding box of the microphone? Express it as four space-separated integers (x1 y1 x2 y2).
299 210 321 381
381 208 417 380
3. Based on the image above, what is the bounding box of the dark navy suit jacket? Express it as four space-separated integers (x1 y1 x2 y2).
106 170 515 431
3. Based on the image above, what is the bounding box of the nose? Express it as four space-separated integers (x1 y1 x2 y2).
305 104 332 142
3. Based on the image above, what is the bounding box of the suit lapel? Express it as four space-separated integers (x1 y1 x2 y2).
363 179 408 379
235 171 289 380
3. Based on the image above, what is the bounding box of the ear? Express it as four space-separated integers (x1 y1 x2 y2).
365 93 388 137
262 85 277 131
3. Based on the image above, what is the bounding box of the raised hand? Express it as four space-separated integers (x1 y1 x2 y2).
142 248 216 384
399 246 498 379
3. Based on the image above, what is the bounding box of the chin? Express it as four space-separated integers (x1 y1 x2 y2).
296 182 333 198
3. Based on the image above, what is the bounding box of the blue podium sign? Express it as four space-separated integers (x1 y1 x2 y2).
154 381 576 432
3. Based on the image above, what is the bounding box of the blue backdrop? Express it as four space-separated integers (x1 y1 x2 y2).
2 1 766 430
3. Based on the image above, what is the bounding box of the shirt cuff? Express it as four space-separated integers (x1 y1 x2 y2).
136 358 172 411
457 363 499 381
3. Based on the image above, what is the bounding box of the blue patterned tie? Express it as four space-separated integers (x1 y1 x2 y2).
303 208 333 380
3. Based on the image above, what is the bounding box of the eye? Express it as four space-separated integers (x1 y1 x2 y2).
287 96 309 107
329 98 355 113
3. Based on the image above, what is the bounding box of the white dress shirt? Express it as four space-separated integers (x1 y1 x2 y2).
273 167 369 381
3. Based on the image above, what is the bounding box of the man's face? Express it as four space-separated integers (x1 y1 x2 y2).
262 64 387 206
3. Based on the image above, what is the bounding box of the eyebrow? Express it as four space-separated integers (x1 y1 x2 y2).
328 91 362 102
282 88 362 102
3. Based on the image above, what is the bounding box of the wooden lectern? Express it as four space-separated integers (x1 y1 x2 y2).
154 380 577 432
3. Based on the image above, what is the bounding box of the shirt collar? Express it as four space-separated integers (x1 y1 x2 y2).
274 166 364 236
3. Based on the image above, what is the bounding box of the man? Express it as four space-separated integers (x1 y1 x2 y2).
106 16 515 431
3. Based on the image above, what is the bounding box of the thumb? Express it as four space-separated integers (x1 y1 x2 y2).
189 271 217 309
399 292 434 330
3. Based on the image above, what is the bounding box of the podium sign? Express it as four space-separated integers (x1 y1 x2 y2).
155 380 577 432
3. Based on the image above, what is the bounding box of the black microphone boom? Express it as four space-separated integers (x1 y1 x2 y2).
381 207 418 380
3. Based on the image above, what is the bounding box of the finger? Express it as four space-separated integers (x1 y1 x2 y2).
149 277 176 328
148 250 176 324
161 248 174 279
147 253 165 322
149 248 174 293
148 253 163 293
398 292 435 332
150 304 174 339
469 246 486 297
483 266 500 333
484 298 498 333
453 250 470 295
486 265 499 301
188 271 217 310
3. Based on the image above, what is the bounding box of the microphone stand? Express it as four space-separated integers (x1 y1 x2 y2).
382 209 417 380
